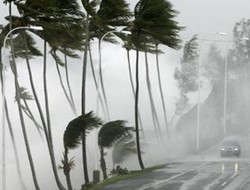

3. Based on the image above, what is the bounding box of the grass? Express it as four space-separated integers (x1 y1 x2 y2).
85 164 166 190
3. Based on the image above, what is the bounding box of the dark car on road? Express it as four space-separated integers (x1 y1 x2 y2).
220 137 241 157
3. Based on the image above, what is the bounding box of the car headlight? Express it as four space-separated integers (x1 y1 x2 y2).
221 148 225 151
234 148 238 151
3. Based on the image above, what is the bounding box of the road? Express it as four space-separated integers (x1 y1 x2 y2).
102 139 250 190
102 158 250 190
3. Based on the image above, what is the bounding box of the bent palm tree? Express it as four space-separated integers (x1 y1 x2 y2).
98 120 134 179
131 0 182 169
62 111 102 189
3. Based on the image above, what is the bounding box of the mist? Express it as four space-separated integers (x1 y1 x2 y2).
1 0 250 190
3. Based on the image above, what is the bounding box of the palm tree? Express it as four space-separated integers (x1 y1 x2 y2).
2 2 42 189
98 120 133 179
10 1 85 188
121 36 145 137
130 0 182 169
80 0 131 183
62 111 102 189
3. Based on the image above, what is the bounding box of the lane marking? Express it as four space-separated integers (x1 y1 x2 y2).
136 162 208 190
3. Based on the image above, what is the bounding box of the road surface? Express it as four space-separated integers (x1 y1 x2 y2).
102 158 250 190
102 137 250 190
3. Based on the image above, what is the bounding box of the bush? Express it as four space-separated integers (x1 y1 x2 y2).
109 165 128 176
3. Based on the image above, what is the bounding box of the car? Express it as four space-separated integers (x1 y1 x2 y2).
220 137 241 157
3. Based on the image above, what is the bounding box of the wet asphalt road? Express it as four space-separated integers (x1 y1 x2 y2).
102 158 250 190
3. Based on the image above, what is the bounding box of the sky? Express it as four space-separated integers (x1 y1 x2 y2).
1 0 250 189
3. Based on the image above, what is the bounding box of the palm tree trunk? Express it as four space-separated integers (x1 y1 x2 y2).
89 48 107 119
8 3 40 189
21 34 66 190
98 39 110 120
55 61 77 115
126 49 145 137
64 148 73 190
81 11 90 184
155 44 170 139
64 51 77 115
100 147 108 179
1 48 6 190
22 99 43 138
135 48 145 169
11 37 41 190
144 51 162 140
1 39 27 190
42 41 67 190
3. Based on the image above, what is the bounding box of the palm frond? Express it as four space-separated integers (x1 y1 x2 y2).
18 87 34 100
132 0 183 49
50 48 64 66
98 120 134 149
64 111 102 149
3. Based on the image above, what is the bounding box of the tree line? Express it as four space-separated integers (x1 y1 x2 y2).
0 0 183 189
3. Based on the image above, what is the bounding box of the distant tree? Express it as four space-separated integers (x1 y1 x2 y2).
174 35 199 117
203 44 224 83
231 19 250 78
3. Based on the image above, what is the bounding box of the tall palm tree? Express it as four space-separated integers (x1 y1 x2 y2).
98 120 133 179
62 111 102 189
130 0 182 169
2 2 42 189
121 37 145 138
11 1 85 188
80 0 131 183
11 30 67 190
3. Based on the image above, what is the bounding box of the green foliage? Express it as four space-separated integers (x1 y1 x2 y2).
109 165 128 176
97 0 132 27
64 111 102 149
98 120 134 148
131 0 182 49
11 32 43 58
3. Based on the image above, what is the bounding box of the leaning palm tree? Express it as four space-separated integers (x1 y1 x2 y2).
80 0 131 183
2 1 41 189
130 0 182 169
62 111 102 189
12 1 85 189
98 120 134 179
